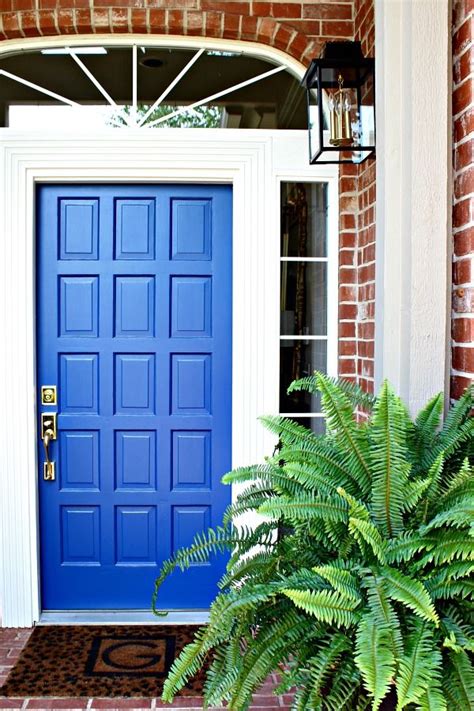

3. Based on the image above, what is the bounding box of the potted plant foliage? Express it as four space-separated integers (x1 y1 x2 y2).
153 374 474 710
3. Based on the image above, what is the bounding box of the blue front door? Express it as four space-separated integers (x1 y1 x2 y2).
37 184 232 610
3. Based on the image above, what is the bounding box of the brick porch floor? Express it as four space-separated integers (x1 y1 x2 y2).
0 629 290 711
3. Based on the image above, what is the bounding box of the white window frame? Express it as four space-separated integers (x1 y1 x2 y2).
0 37 338 629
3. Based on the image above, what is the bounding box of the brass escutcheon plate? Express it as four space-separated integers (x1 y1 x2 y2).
41 385 57 405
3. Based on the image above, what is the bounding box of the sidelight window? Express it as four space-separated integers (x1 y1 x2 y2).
279 182 331 435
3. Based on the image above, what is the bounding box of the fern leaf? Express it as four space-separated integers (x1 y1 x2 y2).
415 531 474 568
416 686 447 711
442 609 474 653
381 567 439 625
355 615 395 710
396 620 440 709
315 372 372 494
312 564 361 602
402 477 431 512
280 438 366 497
436 385 473 455
258 493 348 524
304 633 351 706
385 532 432 564
424 498 474 532
412 392 444 464
370 381 411 537
222 462 278 485
349 516 387 563
259 414 318 448
288 373 376 412
283 587 360 627
444 650 474 710
363 575 403 658
161 627 214 701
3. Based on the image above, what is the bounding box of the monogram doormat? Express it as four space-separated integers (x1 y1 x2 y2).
0 625 206 698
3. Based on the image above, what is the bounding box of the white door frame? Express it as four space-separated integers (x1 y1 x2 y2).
0 129 338 627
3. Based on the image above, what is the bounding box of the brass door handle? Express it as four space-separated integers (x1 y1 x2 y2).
42 429 55 481
41 414 56 481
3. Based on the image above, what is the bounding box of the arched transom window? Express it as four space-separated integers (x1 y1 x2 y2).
0 40 308 130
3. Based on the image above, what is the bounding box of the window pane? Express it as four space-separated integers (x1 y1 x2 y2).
292 416 326 436
280 340 327 413
281 262 327 336
281 182 328 258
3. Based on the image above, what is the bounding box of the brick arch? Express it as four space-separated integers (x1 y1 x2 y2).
0 3 325 65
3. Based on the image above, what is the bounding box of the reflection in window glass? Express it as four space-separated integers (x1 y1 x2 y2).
280 182 327 258
280 262 327 336
280 340 327 413
293 417 326 436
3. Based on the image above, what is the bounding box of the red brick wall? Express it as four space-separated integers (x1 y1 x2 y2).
338 0 375 393
451 0 474 400
0 1 354 65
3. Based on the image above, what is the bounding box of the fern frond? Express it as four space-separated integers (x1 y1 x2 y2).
438 457 473 498
288 373 376 412
436 385 473 455
370 380 410 537
402 477 431 512
428 579 474 601
161 626 214 701
258 493 348 524
385 532 432 564
381 567 439 625
304 633 351 707
280 439 365 497
218 550 279 589
414 531 474 568
416 686 447 711
349 516 387 563
396 619 440 709
423 498 474 532
312 564 361 602
442 608 474 653
283 587 360 627
363 575 404 658
355 615 395 711
221 462 279 485
443 650 474 710
315 372 372 494
412 392 444 461
259 414 318 448
222 482 275 525
228 609 311 710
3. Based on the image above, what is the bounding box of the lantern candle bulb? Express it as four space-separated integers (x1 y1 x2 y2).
329 74 352 147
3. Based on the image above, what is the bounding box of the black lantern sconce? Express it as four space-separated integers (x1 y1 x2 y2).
302 41 375 164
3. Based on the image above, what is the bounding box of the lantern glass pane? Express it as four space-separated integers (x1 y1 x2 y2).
307 88 320 163
359 71 375 147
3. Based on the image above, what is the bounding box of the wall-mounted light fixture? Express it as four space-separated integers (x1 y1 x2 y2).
302 41 375 164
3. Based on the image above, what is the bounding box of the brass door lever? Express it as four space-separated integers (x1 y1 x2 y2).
41 413 57 481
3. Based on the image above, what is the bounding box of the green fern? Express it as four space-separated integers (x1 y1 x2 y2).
153 373 473 710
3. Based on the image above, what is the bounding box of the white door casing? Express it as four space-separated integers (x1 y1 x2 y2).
0 129 338 627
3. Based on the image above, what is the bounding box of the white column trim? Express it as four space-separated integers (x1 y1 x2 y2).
0 129 338 627
374 0 452 413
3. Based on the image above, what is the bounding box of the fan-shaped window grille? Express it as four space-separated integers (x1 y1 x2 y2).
0 43 307 130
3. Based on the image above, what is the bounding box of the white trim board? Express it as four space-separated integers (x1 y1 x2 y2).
374 0 452 413
0 129 338 627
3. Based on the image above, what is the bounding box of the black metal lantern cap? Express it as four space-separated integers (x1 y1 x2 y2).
303 41 376 165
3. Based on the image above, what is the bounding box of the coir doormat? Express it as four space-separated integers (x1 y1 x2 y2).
0 625 206 698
